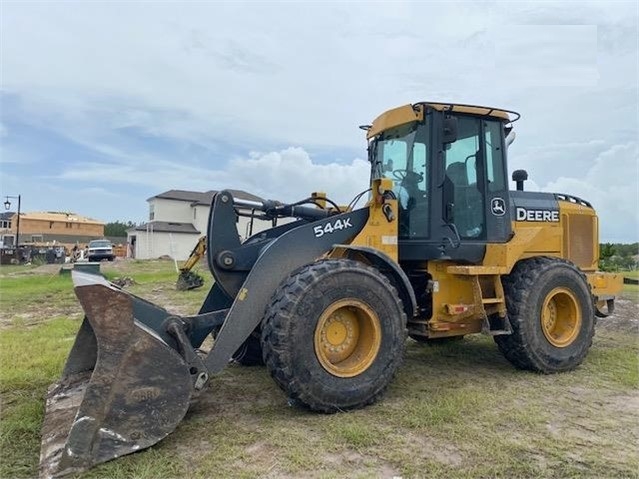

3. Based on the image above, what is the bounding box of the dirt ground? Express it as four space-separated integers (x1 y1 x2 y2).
597 296 639 333
1 262 637 478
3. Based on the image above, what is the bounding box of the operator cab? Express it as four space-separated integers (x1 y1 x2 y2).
368 102 519 263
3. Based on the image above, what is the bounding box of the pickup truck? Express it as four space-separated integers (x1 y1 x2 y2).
87 239 115 262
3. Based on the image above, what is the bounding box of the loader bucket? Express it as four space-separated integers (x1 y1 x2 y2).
176 271 204 291
40 272 194 478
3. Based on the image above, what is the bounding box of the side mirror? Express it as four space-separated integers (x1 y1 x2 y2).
443 116 458 144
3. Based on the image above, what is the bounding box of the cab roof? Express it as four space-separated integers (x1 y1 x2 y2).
365 102 520 139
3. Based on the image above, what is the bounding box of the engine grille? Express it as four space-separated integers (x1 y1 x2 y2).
563 213 595 268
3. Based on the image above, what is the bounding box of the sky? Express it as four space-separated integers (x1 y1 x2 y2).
0 1 637 243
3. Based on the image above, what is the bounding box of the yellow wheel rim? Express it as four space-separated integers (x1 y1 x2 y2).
314 299 382 378
540 287 582 348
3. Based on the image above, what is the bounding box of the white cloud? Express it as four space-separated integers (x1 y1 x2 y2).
229 148 371 204
55 147 371 205
494 25 599 87
543 142 639 242
0 142 38 166
3 2 635 148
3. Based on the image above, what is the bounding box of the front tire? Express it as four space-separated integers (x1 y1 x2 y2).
232 331 264 366
261 259 406 412
495 257 594 373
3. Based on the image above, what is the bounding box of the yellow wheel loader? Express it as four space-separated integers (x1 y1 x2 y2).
40 102 623 477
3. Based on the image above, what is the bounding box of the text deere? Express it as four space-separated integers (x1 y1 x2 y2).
516 207 560 222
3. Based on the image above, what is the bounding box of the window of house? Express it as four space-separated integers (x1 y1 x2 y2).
149 204 155 221
0 220 11 229
49 221 54 229
193 208 197 220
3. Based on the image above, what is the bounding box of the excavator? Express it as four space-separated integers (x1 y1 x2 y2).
175 236 207 290
40 102 623 477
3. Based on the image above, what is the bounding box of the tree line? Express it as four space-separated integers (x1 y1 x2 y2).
599 242 639 271
104 221 138 238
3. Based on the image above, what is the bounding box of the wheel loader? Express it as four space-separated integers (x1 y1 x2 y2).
40 102 623 478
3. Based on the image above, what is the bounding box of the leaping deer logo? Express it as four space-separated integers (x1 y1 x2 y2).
491 198 506 217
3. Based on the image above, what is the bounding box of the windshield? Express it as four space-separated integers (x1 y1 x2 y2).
370 122 427 184
89 240 111 248
369 121 430 238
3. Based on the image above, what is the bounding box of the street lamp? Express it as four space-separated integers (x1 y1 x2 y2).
4 194 21 254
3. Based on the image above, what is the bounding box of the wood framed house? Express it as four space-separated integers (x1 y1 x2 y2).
0 211 104 249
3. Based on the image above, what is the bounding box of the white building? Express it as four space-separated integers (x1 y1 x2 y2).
128 189 271 260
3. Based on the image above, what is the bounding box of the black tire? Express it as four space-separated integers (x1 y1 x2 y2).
494 257 595 373
232 331 264 366
261 259 406 412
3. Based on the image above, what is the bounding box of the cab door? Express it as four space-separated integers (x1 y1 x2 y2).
396 112 487 262
435 113 511 263
442 116 485 241
395 109 511 263
482 119 511 243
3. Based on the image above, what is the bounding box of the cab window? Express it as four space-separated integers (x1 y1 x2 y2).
484 120 506 192
372 122 430 238
444 117 484 239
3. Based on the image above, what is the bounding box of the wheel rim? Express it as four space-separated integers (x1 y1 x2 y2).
314 299 382 378
540 287 582 348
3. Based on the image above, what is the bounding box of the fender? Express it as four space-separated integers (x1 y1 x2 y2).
331 244 417 320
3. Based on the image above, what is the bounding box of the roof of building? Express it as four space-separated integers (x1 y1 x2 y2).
16 212 104 225
0 212 14 221
149 189 264 206
130 221 200 234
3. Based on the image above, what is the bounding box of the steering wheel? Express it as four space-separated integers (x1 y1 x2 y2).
392 169 409 180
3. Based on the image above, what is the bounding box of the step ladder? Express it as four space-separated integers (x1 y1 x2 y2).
447 267 512 336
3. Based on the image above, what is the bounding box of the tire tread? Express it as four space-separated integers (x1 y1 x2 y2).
261 259 406 413
495 257 594 373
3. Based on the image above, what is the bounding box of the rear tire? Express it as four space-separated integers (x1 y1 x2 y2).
261 259 406 412
495 257 594 373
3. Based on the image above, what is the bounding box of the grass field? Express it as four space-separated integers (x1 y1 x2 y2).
624 270 639 295
1 260 637 478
